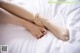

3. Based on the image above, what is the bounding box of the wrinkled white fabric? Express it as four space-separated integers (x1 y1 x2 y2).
0 0 80 53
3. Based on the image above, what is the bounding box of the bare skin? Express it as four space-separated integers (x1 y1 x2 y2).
36 15 69 41
0 0 69 41
0 0 43 26
0 8 47 39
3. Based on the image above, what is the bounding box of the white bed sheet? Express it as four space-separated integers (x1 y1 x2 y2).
0 0 80 53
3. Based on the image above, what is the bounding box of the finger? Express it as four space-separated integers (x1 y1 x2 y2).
65 32 69 41
64 29 69 41
33 34 37 38
37 31 43 39
42 28 47 35
39 27 47 35
39 34 44 38
31 33 38 38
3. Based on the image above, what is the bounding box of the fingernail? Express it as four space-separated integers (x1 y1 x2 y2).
42 31 45 35
39 35 44 38
66 37 69 40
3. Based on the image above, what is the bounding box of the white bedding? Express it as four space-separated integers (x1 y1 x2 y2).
0 0 80 53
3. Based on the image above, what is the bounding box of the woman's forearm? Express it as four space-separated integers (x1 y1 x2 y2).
38 16 69 41
0 8 36 31
0 8 46 38
0 1 44 26
0 1 34 22
38 17 60 35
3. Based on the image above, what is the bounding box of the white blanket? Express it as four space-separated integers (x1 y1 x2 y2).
0 0 80 53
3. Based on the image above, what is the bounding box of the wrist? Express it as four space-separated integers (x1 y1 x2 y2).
33 14 44 27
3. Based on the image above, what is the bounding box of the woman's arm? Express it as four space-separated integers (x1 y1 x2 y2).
0 0 69 41
0 0 33 21
37 15 69 41
0 8 46 39
0 0 43 26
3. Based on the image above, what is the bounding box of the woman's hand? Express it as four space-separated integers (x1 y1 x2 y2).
54 27 69 41
28 24 47 39
0 7 47 39
35 14 69 41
